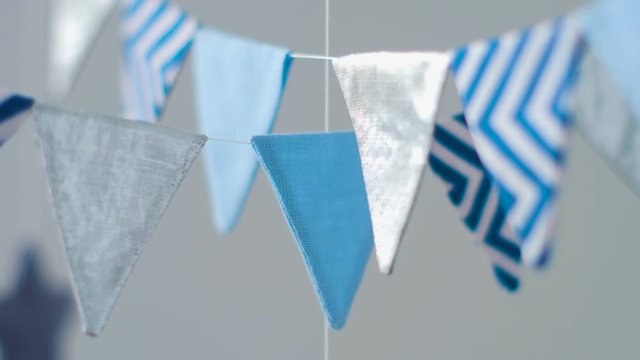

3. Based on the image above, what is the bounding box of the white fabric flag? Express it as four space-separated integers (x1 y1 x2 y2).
333 52 450 274
34 104 206 336
575 49 640 195
48 0 117 97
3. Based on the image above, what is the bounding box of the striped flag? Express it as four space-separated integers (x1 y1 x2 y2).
120 0 199 122
429 114 521 292
0 92 34 148
450 15 584 267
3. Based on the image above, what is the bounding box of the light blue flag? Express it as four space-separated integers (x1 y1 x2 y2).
193 27 292 234
252 132 372 330
583 0 640 125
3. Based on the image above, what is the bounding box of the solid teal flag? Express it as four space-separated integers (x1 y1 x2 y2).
252 132 372 329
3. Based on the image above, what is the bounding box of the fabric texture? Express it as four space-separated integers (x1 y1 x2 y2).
48 0 116 97
252 132 373 330
34 104 206 336
333 52 450 274
0 92 35 148
575 49 640 195
193 27 292 234
582 0 640 126
450 15 584 267
429 114 522 292
120 0 199 122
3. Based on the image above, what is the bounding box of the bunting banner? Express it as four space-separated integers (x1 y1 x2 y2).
450 15 584 267
47 0 117 97
193 27 293 234
0 92 35 149
575 50 640 195
252 132 372 330
582 0 640 126
4 0 640 343
34 104 206 336
333 52 450 274
429 114 522 292
120 0 199 122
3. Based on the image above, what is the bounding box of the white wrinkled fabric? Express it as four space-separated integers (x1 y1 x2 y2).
48 0 116 97
34 104 206 336
575 50 640 195
333 52 450 274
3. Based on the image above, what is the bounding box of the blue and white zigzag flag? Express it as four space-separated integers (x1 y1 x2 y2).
450 15 584 267
120 0 199 122
0 92 35 148
429 114 521 292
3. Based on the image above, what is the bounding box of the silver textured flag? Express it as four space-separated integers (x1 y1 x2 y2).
34 104 206 336
48 0 117 97
575 50 640 195
333 52 450 274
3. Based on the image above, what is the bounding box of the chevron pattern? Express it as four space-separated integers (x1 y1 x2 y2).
0 92 34 148
450 16 583 267
120 0 199 122
429 114 521 291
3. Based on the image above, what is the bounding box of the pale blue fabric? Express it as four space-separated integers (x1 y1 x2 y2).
583 0 640 125
193 27 293 234
252 132 373 329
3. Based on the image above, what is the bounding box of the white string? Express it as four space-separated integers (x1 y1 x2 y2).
324 319 329 360
324 0 330 134
323 0 331 359
206 136 251 145
290 53 335 61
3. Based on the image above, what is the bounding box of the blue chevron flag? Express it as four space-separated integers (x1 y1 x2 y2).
120 0 199 122
583 0 640 126
252 132 373 330
429 114 522 292
0 92 34 148
193 27 292 234
450 16 584 268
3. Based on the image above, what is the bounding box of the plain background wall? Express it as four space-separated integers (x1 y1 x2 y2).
1 0 639 358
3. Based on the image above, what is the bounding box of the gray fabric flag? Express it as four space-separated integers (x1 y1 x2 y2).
34 104 207 336
575 50 640 195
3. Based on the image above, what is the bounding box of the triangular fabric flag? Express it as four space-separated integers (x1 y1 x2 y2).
192 27 292 234
252 132 372 330
450 15 584 268
120 0 199 122
429 114 522 292
333 52 450 274
575 49 640 195
582 0 640 126
47 0 117 97
33 104 206 336
0 92 34 149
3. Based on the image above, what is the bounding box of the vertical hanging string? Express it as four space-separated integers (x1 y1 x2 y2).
324 0 330 133
323 0 331 360
324 318 329 360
